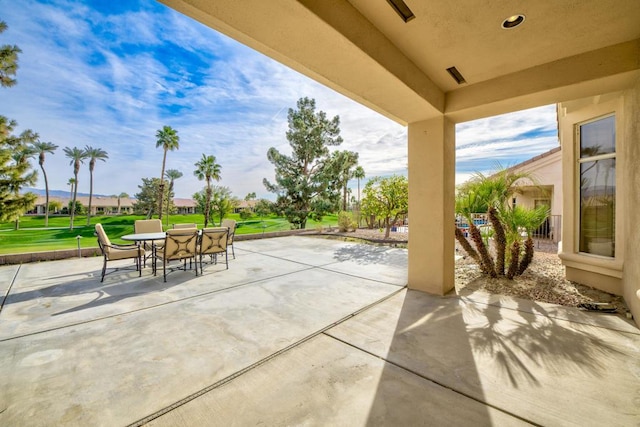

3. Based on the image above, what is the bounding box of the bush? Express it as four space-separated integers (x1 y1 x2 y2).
338 211 357 232
239 210 253 220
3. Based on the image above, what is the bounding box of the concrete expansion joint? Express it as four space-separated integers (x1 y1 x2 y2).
128 286 406 426
0 265 21 316
322 330 541 427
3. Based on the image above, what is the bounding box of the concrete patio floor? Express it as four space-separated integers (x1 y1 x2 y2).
0 236 638 426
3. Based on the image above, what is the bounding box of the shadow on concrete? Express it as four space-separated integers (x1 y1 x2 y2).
361 290 632 425
332 244 407 266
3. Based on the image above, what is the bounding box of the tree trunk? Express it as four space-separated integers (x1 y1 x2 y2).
158 151 167 220
517 237 535 276
455 227 483 267
41 164 50 228
506 240 520 279
87 168 94 226
469 223 496 277
70 174 78 230
384 217 391 239
488 207 506 276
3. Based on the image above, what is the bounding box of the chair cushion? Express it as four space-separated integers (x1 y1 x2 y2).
107 247 143 261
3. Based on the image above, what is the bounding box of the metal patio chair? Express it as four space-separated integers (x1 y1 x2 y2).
154 228 199 282
95 223 144 282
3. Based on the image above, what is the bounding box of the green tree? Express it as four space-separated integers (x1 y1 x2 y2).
193 154 222 228
263 97 343 229
164 169 183 227
155 125 180 220
67 199 84 215
254 198 273 221
63 146 87 230
0 23 37 224
0 21 20 88
48 199 62 213
9 139 37 229
134 177 173 218
361 175 408 239
83 145 108 226
31 140 58 227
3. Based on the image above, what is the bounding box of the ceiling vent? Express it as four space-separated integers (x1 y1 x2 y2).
446 66 466 84
386 0 415 23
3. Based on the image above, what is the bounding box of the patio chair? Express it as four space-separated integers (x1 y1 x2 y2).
199 227 229 272
134 219 164 266
154 228 199 282
95 223 145 282
173 223 198 229
221 219 237 259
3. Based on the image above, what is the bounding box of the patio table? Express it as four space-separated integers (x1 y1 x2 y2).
121 232 167 268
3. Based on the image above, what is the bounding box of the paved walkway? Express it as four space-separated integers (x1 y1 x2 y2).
0 236 638 426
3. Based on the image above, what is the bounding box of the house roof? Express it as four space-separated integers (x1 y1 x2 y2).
506 146 562 173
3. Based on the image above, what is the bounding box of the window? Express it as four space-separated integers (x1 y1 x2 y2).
577 115 615 257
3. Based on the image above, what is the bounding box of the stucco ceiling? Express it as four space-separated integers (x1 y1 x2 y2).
160 0 640 124
348 0 640 92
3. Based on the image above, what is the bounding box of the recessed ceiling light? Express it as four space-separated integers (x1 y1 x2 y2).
501 14 525 29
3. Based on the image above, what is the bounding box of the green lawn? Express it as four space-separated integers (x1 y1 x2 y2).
0 213 337 254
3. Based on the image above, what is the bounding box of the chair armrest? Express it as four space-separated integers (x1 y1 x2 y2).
105 242 142 250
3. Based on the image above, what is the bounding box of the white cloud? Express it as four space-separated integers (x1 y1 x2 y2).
3 0 558 202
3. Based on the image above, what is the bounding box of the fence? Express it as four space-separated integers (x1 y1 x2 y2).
456 214 562 245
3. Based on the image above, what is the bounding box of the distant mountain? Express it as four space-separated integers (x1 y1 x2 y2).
23 188 110 198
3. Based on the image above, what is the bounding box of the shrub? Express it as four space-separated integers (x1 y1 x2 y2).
338 211 357 232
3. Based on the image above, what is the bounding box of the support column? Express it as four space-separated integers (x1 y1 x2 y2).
407 117 456 295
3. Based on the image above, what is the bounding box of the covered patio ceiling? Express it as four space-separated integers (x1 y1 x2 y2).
159 0 640 123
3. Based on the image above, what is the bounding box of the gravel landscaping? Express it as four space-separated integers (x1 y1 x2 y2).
316 227 630 317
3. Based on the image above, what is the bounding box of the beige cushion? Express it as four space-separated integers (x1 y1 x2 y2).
174 223 197 229
108 247 143 260
134 219 163 234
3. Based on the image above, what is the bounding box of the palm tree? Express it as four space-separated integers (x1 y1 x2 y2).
117 192 128 214
194 154 222 228
83 146 108 226
63 146 88 230
32 140 58 227
155 126 180 220
164 169 183 227
67 178 76 200
353 165 365 226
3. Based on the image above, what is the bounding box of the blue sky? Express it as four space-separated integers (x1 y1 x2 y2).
1 0 559 200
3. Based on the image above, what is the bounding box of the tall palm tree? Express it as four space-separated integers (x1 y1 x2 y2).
63 146 87 230
194 154 222 228
67 178 76 200
31 140 58 227
155 126 180 220
117 192 128 214
164 169 183 227
83 145 109 226
353 165 365 226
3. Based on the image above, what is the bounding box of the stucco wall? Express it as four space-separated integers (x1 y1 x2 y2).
558 94 624 296
622 78 640 322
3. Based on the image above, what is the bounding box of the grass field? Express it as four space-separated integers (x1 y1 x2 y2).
0 213 337 254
